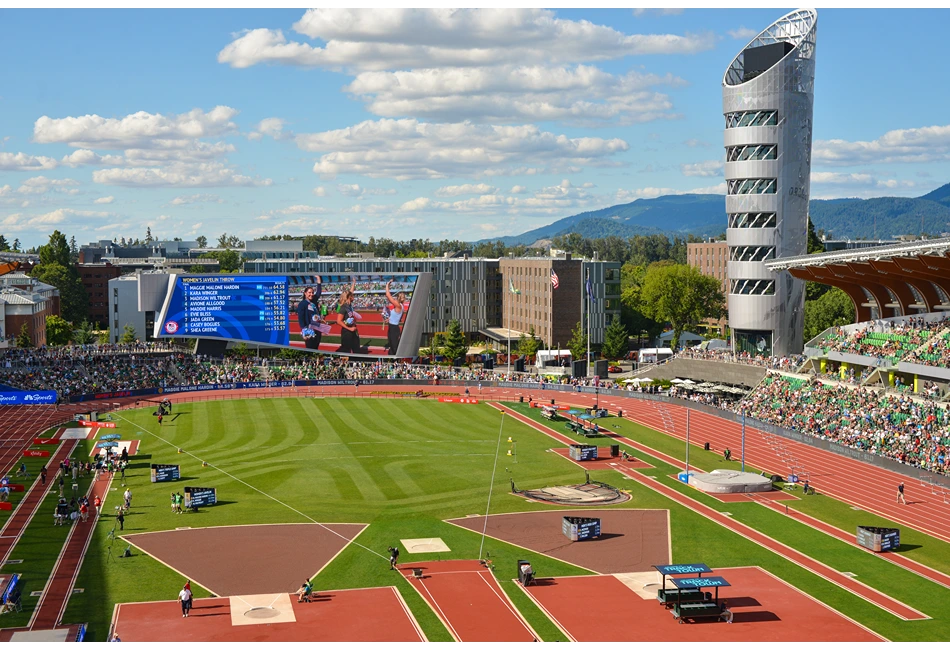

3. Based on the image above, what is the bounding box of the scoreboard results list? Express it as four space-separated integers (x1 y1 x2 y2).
160 275 290 346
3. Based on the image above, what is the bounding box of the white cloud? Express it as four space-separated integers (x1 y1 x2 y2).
809 171 918 195
398 178 597 217
92 162 272 188
0 152 58 171
249 117 290 141
170 193 223 205
684 138 709 148
93 195 115 204
219 9 714 71
346 64 684 124
277 205 330 215
727 27 758 40
60 149 124 167
16 176 80 195
614 182 726 203
297 118 628 180
435 183 497 197
1 208 114 232
338 183 364 197
680 160 723 177
814 124 950 166
33 106 239 149
633 9 684 17
510 185 527 194
312 186 327 197
0 185 10 197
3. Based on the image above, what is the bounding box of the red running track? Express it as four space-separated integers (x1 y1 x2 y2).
397 560 537 642
490 403 929 621
622 400 950 544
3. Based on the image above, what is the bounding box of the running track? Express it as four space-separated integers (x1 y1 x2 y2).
491 403 929 621
397 560 537 642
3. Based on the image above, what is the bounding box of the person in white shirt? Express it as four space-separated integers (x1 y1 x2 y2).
178 585 193 618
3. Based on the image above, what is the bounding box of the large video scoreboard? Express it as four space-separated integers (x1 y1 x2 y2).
155 272 430 358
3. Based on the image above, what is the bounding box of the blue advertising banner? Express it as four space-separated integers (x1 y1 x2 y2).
68 379 376 402
0 391 57 405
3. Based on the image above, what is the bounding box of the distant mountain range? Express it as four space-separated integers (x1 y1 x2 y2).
482 183 950 246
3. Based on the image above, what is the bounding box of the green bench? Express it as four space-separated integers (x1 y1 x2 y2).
672 601 723 623
657 588 710 608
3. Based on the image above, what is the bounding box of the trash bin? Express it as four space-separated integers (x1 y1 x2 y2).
704 442 711 451
610 445 620 457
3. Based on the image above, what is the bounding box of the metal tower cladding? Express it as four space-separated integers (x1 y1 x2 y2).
722 9 817 357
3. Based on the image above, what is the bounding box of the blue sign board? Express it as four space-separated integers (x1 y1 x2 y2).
654 564 712 576
0 391 57 405
159 275 290 346
100 434 122 441
671 576 731 589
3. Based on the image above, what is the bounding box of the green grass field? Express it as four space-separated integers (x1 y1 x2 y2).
32 397 948 641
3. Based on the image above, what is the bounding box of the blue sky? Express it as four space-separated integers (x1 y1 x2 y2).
2 8 949 249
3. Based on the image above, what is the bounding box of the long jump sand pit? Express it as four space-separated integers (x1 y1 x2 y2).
123 523 366 596
448 509 670 574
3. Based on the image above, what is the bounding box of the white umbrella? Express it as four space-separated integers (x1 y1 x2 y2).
670 378 686 384
679 379 696 386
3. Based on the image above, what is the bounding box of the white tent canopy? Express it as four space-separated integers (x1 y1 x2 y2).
536 349 572 367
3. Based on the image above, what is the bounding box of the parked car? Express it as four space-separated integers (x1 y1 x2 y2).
608 365 623 373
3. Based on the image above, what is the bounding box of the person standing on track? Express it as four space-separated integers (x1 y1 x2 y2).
388 545 399 569
178 583 193 618
897 481 906 505
40 465 47 486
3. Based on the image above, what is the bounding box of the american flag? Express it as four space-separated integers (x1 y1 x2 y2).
551 269 559 289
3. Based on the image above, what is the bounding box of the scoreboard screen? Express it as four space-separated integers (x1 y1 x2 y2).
155 272 429 358
150 464 181 483
184 487 217 508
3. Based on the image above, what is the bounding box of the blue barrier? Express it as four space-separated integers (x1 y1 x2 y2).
0 390 57 405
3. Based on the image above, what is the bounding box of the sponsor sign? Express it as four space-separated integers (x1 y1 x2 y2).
69 379 376 402
184 487 217 508
33 438 58 445
24 450 50 457
100 434 122 441
79 420 116 428
150 464 181 483
0 391 57 405
437 397 479 404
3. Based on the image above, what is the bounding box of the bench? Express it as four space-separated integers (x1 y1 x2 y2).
672 602 723 624
657 588 709 607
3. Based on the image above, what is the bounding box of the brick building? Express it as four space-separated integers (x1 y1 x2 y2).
687 240 729 334
77 263 122 328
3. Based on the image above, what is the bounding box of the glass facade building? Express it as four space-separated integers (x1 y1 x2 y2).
723 9 817 356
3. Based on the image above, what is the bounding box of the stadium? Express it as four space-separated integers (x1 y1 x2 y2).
1 8 950 646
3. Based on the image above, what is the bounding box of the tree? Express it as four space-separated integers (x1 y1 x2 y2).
73 320 95 345
619 262 663 344
196 235 208 248
0 235 9 251
45 315 72 346
15 323 32 348
639 263 724 351
442 320 467 363
12 238 20 252
601 315 629 360
119 324 138 344
429 333 445 357
807 217 824 254
567 321 588 364
38 230 71 267
517 325 541 361
33 262 89 324
189 265 207 274
199 249 241 272
804 287 856 342
145 226 154 243
97 329 111 345
69 235 79 263
217 233 244 248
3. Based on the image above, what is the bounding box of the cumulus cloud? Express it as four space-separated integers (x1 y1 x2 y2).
276 204 331 215
680 160 723 177
337 183 364 197
810 171 918 194
16 176 80 195
297 118 628 180
60 149 124 167
170 193 223 205
727 27 758 40
398 179 597 217
814 124 950 166
312 186 327 197
219 9 714 71
33 106 239 149
346 64 684 124
249 117 291 141
94 196 115 204
435 183 497 197
510 185 527 194
1 208 115 232
92 162 272 188
0 152 58 171
614 182 726 203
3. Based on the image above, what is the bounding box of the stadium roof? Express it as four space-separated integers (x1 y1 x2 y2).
765 237 950 321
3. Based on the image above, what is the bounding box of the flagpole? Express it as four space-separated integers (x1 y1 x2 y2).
507 288 511 378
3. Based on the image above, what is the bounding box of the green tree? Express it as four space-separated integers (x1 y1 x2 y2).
145 226 154 243
619 262 663 344
73 320 95 345
567 321 588 364
639 263 724 351
119 324 138 344
195 235 208 248
45 315 72 346
16 323 32 347
517 325 541 361
32 231 89 324
803 287 856 342
97 329 111 344
217 233 244 248
0 235 10 251
442 320 467 363
189 265 207 274
69 235 79 263
199 249 242 272
807 217 824 254
601 315 629 360
12 238 20 252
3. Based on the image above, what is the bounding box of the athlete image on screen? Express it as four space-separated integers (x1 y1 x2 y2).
296 276 323 350
336 279 369 355
383 279 407 355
